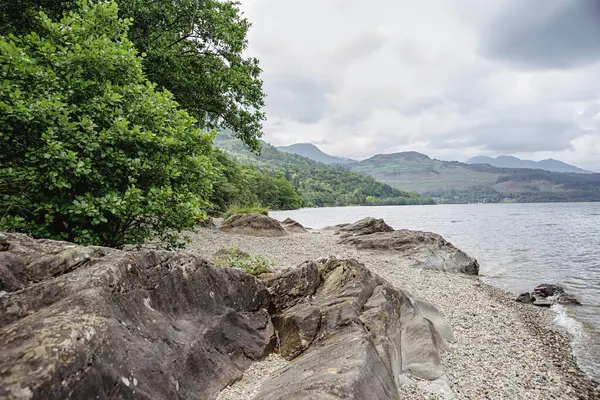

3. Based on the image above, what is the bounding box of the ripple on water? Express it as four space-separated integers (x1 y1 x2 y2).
271 202 600 384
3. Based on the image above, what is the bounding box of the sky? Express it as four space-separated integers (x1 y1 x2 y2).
239 0 600 171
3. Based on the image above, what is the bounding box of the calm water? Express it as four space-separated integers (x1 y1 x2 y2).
271 203 600 383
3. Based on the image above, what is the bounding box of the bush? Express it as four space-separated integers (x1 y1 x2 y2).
212 247 273 275
223 205 268 220
0 1 215 248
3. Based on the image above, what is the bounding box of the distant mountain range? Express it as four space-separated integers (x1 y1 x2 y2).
467 155 593 174
273 143 600 203
276 143 356 165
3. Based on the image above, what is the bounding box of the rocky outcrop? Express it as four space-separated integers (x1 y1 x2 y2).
197 216 217 229
219 213 287 237
1 234 455 400
0 233 274 400
336 217 394 238
281 218 308 234
257 258 455 399
516 284 581 307
340 229 479 275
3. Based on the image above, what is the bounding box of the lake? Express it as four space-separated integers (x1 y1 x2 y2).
271 202 600 384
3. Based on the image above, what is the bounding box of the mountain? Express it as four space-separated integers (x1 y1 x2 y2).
214 134 434 207
467 155 594 174
276 143 356 165
349 152 600 204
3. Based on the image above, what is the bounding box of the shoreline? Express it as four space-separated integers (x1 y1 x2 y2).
184 224 599 399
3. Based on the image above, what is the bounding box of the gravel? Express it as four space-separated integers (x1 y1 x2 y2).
184 227 599 400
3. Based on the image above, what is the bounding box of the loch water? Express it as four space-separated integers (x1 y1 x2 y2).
271 202 600 384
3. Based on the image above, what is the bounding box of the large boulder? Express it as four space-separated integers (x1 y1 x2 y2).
0 233 274 400
339 229 479 275
281 218 308 234
257 259 454 399
219 213 287 237
336 217 394 238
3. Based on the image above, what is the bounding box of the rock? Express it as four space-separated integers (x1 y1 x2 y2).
520 283 582 307
555 293 582 305
219 213 287 237
533 283 565 298
281 218 308 234
0 233 9 251
0 233 274 400
339 230 479 275
516 292 533 304
532 294 554 307
337 217 394 238
322 223 349 231
257 258 454 400
197 216 217 229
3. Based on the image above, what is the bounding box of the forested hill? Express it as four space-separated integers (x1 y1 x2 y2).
348 152 600 204
214 134 435 207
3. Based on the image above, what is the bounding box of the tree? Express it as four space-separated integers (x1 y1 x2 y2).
0 0 266 151
0 0 215 248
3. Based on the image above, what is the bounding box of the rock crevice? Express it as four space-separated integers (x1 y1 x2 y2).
0 232 455 400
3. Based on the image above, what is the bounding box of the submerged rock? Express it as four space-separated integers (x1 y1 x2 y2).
340 229 479 275
0 233 274 400
336 217 394 238
516 284 581 307
219 213 287 237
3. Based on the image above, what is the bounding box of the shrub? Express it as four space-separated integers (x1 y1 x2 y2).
0 1 215 248
223 205 269 220
212 247 274 275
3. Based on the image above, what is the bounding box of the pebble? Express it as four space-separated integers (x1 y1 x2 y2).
183 228 598 400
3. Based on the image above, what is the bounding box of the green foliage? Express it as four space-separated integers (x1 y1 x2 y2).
223 205 268 220
214 134 435 207
0 1 215 248
213 247 273 275
210 148 304 212
0 0 266 151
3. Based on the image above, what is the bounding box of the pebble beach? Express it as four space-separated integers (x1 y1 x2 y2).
183 226 599 400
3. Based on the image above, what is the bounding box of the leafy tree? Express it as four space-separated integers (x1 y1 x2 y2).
0 0 266 151
0 0 215 248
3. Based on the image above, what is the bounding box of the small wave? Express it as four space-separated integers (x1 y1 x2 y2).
552 304 585 339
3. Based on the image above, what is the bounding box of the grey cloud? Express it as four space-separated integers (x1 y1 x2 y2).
330 30 387 65
262 74 333 124
438 118 589 153
481 0 600 69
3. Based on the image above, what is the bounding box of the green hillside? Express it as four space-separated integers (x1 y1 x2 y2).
214 134 434 207
350 152 600 203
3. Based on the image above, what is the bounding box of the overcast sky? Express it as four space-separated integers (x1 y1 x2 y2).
239 0 600 171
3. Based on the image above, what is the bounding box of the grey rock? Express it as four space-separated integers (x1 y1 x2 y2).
281 218 308 234
532 294 554 307
219 213 287 237
257 258 453 400
555 293 582 305
337 217 394 238
339 230 479 275
0 234 273 400
516 292 533 304
533 284 565 298
322 223 350 231
0 233 8 251
197 216 217 229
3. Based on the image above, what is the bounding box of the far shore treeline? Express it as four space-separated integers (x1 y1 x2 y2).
0 0 433 249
